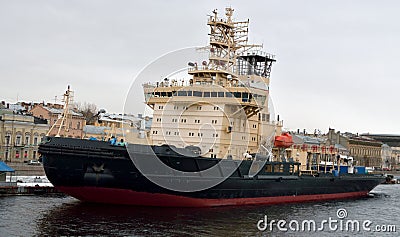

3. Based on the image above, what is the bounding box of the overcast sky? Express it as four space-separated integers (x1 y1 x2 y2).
1 0 399 134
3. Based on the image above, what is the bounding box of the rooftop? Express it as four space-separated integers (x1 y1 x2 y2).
42 106 83 117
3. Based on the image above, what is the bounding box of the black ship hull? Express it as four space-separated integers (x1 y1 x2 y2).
39 137 384 207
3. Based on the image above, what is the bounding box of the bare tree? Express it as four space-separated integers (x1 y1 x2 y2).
74 102 98 125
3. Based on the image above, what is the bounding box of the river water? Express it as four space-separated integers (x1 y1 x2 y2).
0 184 398 237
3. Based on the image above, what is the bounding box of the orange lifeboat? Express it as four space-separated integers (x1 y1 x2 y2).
274 132 294 148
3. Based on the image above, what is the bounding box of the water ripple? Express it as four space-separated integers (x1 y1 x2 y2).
0 185 398 236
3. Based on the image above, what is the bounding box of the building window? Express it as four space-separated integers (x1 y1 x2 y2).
152 130 158 135
15 151 20 159
77 122 81 129
156 118 161 122
174 132 180 136
211 120 217 124
189 132 194 137
213 106 219 110
212 133 219 138
198 133 203 137
33 151 36 159
158 105 164 109
16 136 21 145
5 135 10 145
174 106 179 110
172 118 177 122
25 136 30 145
24 150 28 159
195 119 200 123
166 131 171 135
197 106 202 110
33 137 38 145
181 119 186 123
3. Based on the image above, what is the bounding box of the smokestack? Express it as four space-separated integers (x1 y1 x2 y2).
277 115 280 121
303 129 306 135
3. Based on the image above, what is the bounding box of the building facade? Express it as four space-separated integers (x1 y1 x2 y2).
327 128 382 168
363 134 400 170
391 147 400 170
287 133 337 171
0 110 49 163
29 105 85 138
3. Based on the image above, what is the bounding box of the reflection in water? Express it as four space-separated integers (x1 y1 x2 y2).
38 201 285 236
35 188 396 237
0 185 396 237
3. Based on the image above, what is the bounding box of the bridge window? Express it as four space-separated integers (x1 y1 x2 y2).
177 91 187 96
193 91 202 97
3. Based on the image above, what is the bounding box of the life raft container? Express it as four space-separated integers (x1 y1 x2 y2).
274 132 294 148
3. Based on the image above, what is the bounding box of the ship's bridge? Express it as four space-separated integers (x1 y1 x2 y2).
144 82 267 118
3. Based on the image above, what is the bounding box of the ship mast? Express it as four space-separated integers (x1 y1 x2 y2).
47 85 74 137
189 8 253 86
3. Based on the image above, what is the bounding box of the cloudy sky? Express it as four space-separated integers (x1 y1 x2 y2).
1 0 399 134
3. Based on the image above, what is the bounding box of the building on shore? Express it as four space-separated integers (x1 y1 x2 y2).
285 132 337 171
85 113 152 144
362 134 400 170
83 125 110 141
0 109 49 163
391 147 400 170
326 128 382 168
381 144 392 170
29 104 85 138
1 100 63 112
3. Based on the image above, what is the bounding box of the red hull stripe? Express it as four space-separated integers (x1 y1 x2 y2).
56 186 369 207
